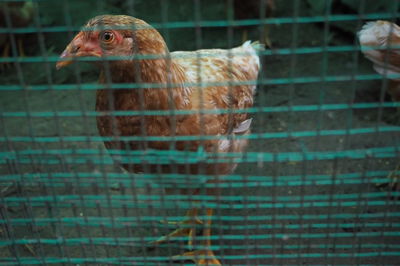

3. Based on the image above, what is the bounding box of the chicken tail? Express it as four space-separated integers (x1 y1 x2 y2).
242 40 265 54
249 41 265 52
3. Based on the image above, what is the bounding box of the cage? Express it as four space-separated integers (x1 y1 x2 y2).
0 0 399 265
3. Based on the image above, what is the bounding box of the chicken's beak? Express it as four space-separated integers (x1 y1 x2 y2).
56 45 75 70
56 32 101 70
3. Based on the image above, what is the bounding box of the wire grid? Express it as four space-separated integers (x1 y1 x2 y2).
0 0 400 265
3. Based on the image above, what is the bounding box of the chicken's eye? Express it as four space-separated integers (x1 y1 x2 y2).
100 31 115 43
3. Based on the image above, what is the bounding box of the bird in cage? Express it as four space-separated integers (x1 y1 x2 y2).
0 1 35 67
57 15 262 265
358 20 400 192
358 20 400 105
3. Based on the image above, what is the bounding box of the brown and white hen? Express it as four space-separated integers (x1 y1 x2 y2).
57 15 262 265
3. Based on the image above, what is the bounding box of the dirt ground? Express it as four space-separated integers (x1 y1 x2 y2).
0 0 399 265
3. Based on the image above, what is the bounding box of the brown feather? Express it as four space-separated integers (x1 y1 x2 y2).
65 15 261 176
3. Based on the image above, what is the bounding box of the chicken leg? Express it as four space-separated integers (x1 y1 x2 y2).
1 37 25 69
152 207 203 250
172 208 221 265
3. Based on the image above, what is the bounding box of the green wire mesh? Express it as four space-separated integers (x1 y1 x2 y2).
1 0 400 265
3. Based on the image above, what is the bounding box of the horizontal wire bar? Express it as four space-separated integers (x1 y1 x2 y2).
0 177 392 189
2 170 395 189
1 146 397 165
2 103 400 119
2 212 398 224
2 74 400 92
3 192 397 205
0 251 399 265
0 106 398 123
2 214 399 231
0 233 399 247
0 12 398 34
0 169 394 183
3 195 399 209
1 44 400 64
0 179 393 189
0 237 400 251
0 126 399 143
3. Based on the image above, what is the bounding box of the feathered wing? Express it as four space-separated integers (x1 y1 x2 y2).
170 41 261 174
172 41 261 131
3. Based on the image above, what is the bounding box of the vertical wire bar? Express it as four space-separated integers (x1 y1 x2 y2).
341 8 368 259
124 9 152 243
342 0 366 153
193 0 209 258
93 6 123 261
225 0 234 260
297 143 308 263
324 157 339 264
32 4 73 263
287 1 301 263
92 180 110 258
241 151 250 264
256 0 268 265
125 0 152 261
1 5 49 263
71 154 96 259
0 194 21 264
123 173 146 258
348 3 369 261
378 2 400 263
22 200 48 265
160 0 177 160
47 171 70 265
98 147 123 262
119 180 134 256
160 0 179 258
61 0 92 153
60 10 98 262
193 0 207 214
158 159 177 264
320 3 335 263
71 202 87 260
315 0 332 151
26 157 48 263
373 2 399 143
270 153 280 266
286 0 300 137
0 88 22 264
192 0 202 258
354 155 372 265
224 0 237 260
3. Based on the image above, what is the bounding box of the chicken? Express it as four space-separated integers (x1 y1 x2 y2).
359 20 400 192
0 1 35 63
358 20 400 103
56 15 262 265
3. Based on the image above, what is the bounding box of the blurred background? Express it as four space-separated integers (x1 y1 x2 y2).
0 0 399 265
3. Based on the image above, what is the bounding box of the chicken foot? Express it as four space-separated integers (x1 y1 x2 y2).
151 207 203 250
172 208 221 265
